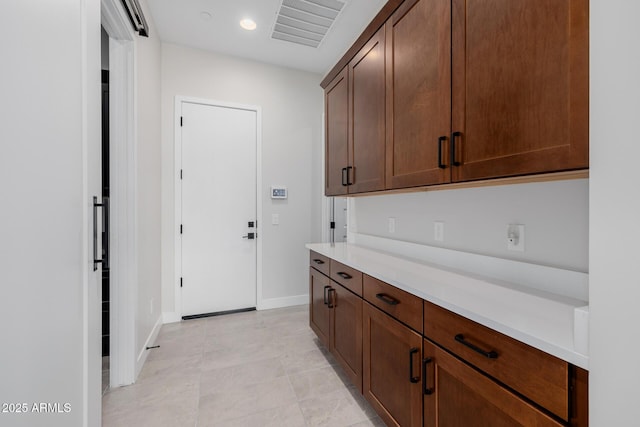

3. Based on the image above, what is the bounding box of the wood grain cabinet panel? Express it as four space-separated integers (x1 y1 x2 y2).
385 0 452 189
309 262 363 393
363 302 423 427
309 268 331 347
325 68 349 196
331 283 363 392
423 339 564 427
451 0 589 181
323 0 588 195
424 300 570 420
309 255 588 426
571 366 589 427
330 260 363 296
348 27 387 194
309 250 330 276
363 274 423 333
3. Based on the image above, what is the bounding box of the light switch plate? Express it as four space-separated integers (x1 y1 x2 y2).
388 217 396 233
434 221 444 242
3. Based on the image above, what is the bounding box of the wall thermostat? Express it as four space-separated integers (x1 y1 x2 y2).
271 186 288 199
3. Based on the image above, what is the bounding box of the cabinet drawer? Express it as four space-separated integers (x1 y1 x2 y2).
330 260 363 296
423 339 563 427
309 251 330 276
424 301 570 420
363 275 422 333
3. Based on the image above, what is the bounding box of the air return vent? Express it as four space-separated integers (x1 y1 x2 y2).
271 0 346 48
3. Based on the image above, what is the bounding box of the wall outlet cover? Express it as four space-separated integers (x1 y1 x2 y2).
507 224 525 252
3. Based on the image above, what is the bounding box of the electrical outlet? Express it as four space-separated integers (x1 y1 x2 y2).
434 221 444 242
507 224 525 252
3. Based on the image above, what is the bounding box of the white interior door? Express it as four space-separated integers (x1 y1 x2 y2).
180 101 258 317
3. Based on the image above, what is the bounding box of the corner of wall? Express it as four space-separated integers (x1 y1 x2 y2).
135 314 163 378
258 295 309 311
162 311 181 324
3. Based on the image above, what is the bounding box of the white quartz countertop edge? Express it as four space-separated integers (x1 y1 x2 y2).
306 242 589 370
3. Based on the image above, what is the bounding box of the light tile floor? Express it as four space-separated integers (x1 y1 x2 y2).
102 305 384 427
102 356 110 396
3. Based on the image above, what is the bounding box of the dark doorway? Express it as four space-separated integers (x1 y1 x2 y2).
101 26 110 395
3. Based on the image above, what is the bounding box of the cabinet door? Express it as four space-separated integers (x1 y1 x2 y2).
451 0 588 181
363 302 422 427
385 0 452 189
423 339 563 427
325 68 349 196
331 283 363 392
348 27 386 194
309 268 331 347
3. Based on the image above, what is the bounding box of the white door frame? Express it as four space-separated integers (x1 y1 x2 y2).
174 96 263 318
101 0 138 387
83 1 102 425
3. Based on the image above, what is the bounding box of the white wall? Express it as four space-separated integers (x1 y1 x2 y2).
352 179 589 272
589 0 640 424
134 0 163 373
160 44 323 317
0 1 101 426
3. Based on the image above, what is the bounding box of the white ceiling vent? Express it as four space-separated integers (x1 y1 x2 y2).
271 0 346 48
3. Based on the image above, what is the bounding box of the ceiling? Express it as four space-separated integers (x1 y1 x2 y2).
146 0 387 76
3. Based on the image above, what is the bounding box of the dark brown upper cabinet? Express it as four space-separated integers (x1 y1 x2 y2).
385 0 452 189
450 0 589 182
322 0 588 195
325 28 386 196
325 68 349 196
348 27 387 194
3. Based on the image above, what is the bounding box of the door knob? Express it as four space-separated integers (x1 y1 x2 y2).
242 232 255 240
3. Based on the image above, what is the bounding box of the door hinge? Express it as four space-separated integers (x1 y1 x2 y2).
180 116 183 127
180 224 183 234
330 221 336 229
180 277 183 288
180 169 183 179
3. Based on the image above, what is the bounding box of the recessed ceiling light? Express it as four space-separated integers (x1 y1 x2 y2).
200 11 212 21
240 18 257 31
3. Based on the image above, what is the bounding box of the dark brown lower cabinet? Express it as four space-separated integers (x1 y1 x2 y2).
331 282 363 392
363 302 422 427
309 267 363 391
310 254 588 427
309 268 331 347
423 339 563 427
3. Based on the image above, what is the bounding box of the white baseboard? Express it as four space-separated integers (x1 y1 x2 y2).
162 311 181 324
135 315 163 378
162 296 309 321
258 294 308 311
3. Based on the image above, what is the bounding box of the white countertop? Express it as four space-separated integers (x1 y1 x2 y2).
306 242 589 370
